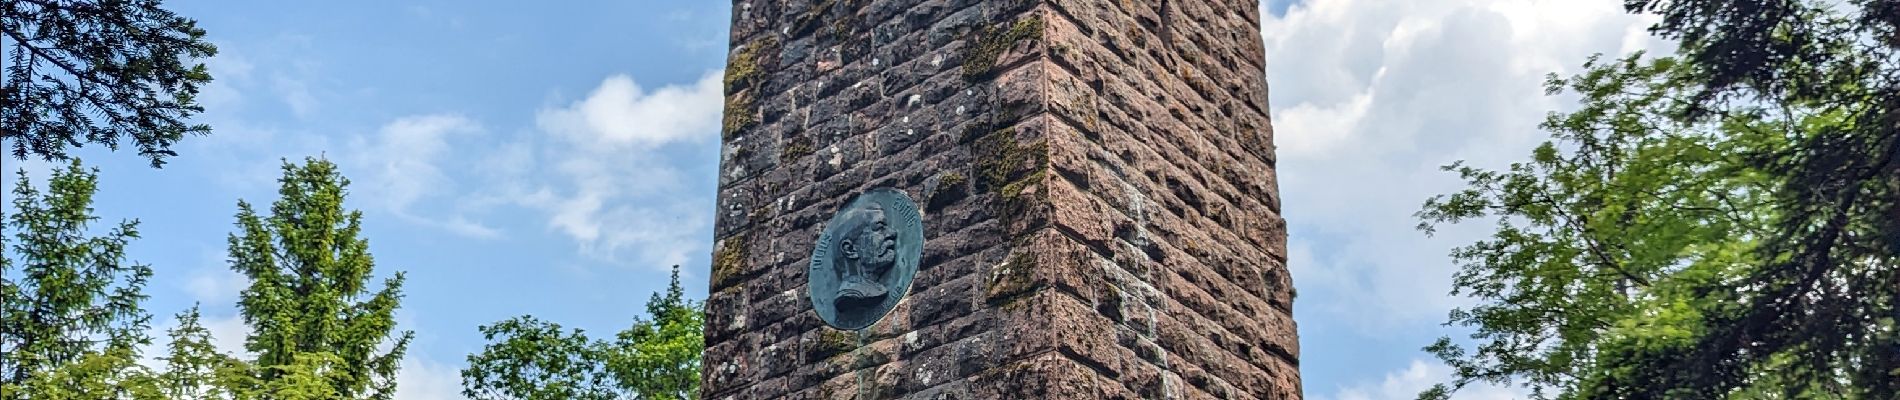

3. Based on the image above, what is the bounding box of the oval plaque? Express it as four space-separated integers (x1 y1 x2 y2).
809 188 923 330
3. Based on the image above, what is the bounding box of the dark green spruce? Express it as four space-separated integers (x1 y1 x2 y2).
224 157 414 400
0 160 160 399
3 0 218 166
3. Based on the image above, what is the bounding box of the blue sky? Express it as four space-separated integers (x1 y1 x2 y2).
2 0 1673 399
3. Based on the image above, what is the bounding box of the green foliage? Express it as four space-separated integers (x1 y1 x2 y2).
462 266 705 400
225 157 414 400
12 346 165 400
1 160 155 399
0 158 411 400
1419 0 1899 398
2 0 218 167
603 267 705 400
462 316 618 400
233 352 348 400
157 306 242 400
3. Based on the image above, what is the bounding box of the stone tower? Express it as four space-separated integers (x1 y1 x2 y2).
705 0 1297 398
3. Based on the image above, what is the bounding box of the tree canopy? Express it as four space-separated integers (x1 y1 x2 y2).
1419 0 1897 398
2 0 217 166
1 160 155 400
462 266 705 400
224 157 414 400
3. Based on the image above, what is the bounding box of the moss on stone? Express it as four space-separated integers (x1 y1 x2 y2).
788 0 839 37
748 201 777 227
852 345 891 370
926 171 968 211
1126 24 1148 48
961 17 1045 82
807 328 857 361
984 251 1039 305
723 37 776 91
780 135 814 163
1181 68 1211 97
940 171 967 190
974 128 1047 192
1098 285 1127 322
1079 91 1101 132
998 171 1044 202
974 128 1049 228
711 233 748 288
722 93 754 140
827 18 854 42
720 36 778 142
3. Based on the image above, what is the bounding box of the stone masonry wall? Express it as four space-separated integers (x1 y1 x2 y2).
705 0 1297 398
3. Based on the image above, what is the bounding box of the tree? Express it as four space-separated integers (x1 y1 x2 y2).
224 157 413 400
462 266 704 400
461 316 620 400
156 306 241 400
11 346 164 400
1623 1 1899 397
0 160 156 400
603 267 703 400
3 0 218 167
1417 0 1898 398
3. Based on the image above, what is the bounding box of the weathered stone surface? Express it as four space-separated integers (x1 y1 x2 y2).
708 0 1296 398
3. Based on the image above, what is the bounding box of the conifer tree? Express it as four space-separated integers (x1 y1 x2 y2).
157 306 240 400
604 267 703 400
3 0 218 166
224 157 413 400
0 160 156 400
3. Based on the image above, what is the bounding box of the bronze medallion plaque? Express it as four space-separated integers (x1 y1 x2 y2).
809 188 923 330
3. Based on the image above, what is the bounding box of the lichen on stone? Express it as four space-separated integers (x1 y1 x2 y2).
748 201 777 227
961 17 1045 82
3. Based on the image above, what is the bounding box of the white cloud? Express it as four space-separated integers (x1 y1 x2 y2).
478 71 724 269
185 268 246 305
1275 91 1372 157
1265 0 1669 330
274 74 319 119
313 71 722 269
1319 359 1527 400
349 114 500 238
202 314 252 357
395 356 467 400
357 115 478 211
387 311 467 400
535 72 724 148
138 311 252 372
